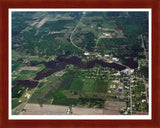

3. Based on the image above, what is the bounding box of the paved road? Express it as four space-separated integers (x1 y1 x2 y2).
70 12 86 52
12 80 42 115
141 34 148 61
130 81 133 115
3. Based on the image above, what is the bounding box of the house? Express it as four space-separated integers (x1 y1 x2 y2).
122 68 134 75
118 87 123 92
120 79 124 83
84 52 89 55
125 86 129 89
110 85 116 89
103 33 110 37
66 108 71 115
22 109 26 112
104 54 110 57
124 111 128 115
142 99 146 103
111 57 119 62
108 90 111 93
24 93 31 99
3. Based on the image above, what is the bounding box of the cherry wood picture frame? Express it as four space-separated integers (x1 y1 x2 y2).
0 0 160 128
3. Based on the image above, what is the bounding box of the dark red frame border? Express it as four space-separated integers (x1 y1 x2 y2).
0 0 160 128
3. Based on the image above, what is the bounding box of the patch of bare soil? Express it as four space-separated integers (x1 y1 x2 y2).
20 103 104 115
102 28 109 31
103 109 120 115
31 21 38 26
104 101 127 111
20 103 68 115
72 107 103 115
19 67 40 72
133 112 148 115
36 17 49 28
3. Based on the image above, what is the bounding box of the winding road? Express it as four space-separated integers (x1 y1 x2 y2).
69 12 86 52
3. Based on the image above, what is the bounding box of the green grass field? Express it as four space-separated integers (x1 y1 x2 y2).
28 82 55 104
12 98 22 109
70 78 83 91
94 80 109 93
82 79 95 92
59 72 74 90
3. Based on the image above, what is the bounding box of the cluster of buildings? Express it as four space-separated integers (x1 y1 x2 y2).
84 52 120 63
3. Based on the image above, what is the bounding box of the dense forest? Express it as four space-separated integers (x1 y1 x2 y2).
12 11 148 57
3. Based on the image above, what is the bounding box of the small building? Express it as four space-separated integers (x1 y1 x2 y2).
84 52 89 55
108 90 111 93
118 88 123 92
125 86 129 89
122 68 134 75
22 109 26 112
13 71 17 75
104 54 110 58
18 100 22 102
141 91 146 95
66 108 71 115
24 93 31 99
142 99 146 103
113 72 120 76
111 57 119 62
103 33 110 37
124 111 128 115
110 85 116 89
120 79 124 83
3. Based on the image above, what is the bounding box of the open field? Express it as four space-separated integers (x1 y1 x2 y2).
72 107 103 115
20 103 104 115
20 103 68 115
103 109 120 115
133 112 149 115
12 98 22 109
94 80 109 93
20 103 124 115
19 66 40 72
36 17 49 28
70 78 83 91
104 101 127 110
82 79 95 92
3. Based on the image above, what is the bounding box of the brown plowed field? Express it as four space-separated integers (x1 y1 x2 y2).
20 103 68 115
72 107 103 115
19 67 40 72
20 103 124 115
103 109 120 115
36 17 49 28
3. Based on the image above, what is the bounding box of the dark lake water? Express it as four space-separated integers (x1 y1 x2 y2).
116 55 138 69
32 56 127 80
122 58 138 69
12 80 39 90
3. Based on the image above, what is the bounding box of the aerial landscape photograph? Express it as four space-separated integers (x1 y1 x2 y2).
10 9 150 117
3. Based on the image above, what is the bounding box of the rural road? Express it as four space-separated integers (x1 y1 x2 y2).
69 12 86 52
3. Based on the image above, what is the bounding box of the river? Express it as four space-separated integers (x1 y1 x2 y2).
13 55 138 89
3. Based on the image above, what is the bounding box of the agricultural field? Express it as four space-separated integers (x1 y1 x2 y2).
11 10 150 116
